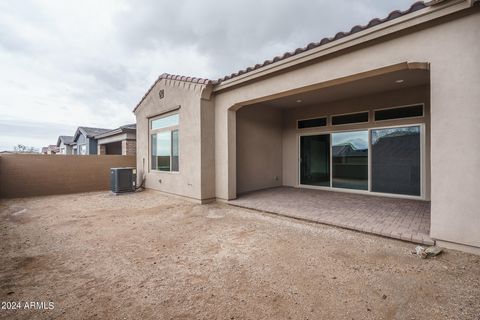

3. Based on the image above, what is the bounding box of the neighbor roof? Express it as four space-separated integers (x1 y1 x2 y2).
56 135 73 147
73 126 112 142
120 123 136 130
94 123 137 139
47 145 60 153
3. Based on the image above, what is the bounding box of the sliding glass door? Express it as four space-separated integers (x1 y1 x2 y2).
299 124 422 198
300 134 330 187
332 131 368 190
371 126 421 196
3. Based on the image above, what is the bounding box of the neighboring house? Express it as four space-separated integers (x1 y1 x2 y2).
56 136 74 154
66 140 78 154
72 127 112 155
94 124 136 155
39 145 59 155
133 1 480 253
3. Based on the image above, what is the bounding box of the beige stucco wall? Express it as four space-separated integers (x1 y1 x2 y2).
134 79 215 202
236 104 283 194
213 9 480 248
281 85 431 199
200 97 216 200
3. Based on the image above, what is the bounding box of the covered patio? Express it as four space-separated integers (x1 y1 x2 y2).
230 187 433 245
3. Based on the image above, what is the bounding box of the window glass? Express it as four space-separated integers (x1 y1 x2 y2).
332 112 368 125
79 144 87 155
298 117 327 129
300 134 330 187
171 130 179 171
332 131 368 190
375 105 423 121
371 126 421 196
150 113 179 172
151 114 179 130
151 131 171 171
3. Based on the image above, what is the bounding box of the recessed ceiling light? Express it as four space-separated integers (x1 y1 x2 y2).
296 99 302 103
395 79 404 83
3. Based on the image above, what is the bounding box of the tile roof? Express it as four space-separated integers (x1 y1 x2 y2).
134 0 462 111
217 1 427 83
133 73 214 113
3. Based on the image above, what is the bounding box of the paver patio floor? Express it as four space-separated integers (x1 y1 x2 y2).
230 187 433 245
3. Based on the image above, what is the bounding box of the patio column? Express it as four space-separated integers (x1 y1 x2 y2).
429 43 480 253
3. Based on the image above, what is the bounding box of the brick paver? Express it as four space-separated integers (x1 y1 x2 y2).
229 187 433 245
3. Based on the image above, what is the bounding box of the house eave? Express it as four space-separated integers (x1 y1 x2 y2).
94 127 135 139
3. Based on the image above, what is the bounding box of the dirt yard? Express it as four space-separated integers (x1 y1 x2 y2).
1 191 479 320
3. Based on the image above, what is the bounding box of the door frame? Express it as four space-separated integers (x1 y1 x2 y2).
297 123 426 200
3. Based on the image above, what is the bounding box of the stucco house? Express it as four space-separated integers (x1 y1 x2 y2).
56 136 74 154
72 126 112 155
44 145 60 155
133 1 480 253
94 124 136 155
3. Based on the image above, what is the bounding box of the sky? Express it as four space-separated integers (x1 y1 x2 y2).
0 0 414 151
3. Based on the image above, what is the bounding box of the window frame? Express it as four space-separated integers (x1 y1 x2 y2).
297 123 425 200
331 110 370 126
297 116 328 130
373 103 425 122
79 144 87 155
149 111 180 173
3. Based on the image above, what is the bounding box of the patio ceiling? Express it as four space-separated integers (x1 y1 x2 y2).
249 68 429 109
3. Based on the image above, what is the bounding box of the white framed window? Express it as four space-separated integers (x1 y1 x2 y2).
79 144 87 155
150 113 179 172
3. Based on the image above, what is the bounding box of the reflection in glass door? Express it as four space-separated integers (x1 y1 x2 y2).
371 126 421 196
300 134 330 187
331 131 369 190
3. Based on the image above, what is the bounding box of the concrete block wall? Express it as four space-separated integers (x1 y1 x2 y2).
0 154 136 198
98 144 107 155
122 140 136 155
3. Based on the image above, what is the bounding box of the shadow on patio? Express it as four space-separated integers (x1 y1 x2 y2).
229 187 433 245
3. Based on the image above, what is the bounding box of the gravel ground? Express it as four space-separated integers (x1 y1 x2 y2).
0 190 479 320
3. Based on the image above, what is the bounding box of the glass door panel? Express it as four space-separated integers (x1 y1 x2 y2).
332 131 369 190
300 134 330 187
371 126 421 196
